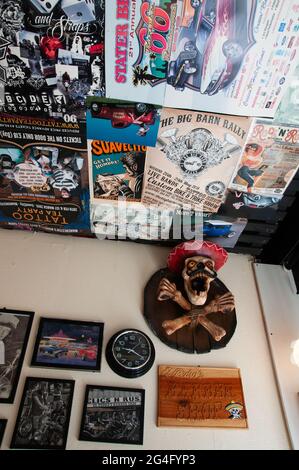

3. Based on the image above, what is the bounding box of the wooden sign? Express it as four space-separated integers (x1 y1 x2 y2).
158 365 247 428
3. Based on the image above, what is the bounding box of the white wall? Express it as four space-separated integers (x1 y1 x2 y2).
254 263 299 449
0 230 289 449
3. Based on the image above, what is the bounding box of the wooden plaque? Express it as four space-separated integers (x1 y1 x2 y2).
158 365 248 428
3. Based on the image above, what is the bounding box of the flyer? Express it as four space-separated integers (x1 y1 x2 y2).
0 114 90 234
229 119 299 197
106 1 299 117
0 0 105 121
141 107 252 212
105 0 178 104
86 97 161 147
89 140 146 202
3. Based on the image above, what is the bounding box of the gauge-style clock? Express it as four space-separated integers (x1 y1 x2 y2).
105 329 155 378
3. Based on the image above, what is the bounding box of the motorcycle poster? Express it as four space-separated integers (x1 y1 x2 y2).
229 119 299 197
141 107 252 212
106 0 299 117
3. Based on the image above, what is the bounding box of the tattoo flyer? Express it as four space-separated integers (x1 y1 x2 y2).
0 0 105 121
229 119 299 197
0 114 90 234
141 107 252 212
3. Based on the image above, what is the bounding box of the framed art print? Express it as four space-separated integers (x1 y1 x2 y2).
31 318 104 371
0 419 7 447
79 385 145 445
10 377 75 450
0 308 34 403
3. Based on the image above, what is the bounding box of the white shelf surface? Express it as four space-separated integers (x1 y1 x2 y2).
254 263 299 450
0 230 289 450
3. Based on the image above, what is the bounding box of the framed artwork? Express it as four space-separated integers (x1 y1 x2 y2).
79 385 145 445
0 419 7 447
10 377 75 450
0 308 34 403
31 318 104 371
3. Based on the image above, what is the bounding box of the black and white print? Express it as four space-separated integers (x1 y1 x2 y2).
79 386 145 445
10 377 74 449
0 309 34 403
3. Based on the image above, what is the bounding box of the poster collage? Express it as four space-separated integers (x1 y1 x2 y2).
0 0 298 451
0 1 298 247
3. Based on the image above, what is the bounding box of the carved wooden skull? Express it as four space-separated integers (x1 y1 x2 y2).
182 255 216 306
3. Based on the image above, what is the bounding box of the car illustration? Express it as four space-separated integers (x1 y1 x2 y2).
78 346 97 361
90 101 156 129
203 220 236 238
38 345 68 358
199 0 256 95
167 0 256 94
167 41 199 91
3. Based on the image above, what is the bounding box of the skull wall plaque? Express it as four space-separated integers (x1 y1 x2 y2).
144 241 236 354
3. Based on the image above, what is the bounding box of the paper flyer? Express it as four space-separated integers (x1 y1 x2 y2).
0 0 105 121
229 119 299 197
106 0 299 117
141 107 252 212
89 140 146 202
105 0 178 104
0 114 90 234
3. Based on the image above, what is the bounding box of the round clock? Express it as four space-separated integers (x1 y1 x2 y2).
105 329 155 378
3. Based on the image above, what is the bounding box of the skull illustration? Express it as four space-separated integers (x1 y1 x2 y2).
182 255 216 306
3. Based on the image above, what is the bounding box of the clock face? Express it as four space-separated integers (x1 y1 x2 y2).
112 330 151 370
106 329 155 378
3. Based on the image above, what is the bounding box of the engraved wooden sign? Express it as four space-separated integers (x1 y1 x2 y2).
158 365 248 428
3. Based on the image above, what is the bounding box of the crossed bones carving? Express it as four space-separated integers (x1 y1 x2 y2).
157 278 235 341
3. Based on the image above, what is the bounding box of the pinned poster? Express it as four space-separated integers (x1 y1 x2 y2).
229 119 299 197
106 1 299 117
141 107 252 212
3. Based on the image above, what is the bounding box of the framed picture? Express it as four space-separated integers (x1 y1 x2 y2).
31 318 104 371
79 385 145 445
0 419 7 447
10 377 75 450
0 308 34 403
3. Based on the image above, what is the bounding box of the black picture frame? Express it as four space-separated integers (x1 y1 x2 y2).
31 317 104 372
0 308 34 404
10 377 75 450
79 385 145 445
0 419 7 447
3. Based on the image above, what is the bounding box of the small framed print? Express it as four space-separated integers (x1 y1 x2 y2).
0 308 34 403
10 377 74 450
0 419 7 447
31 318 104 371
79 385 145 445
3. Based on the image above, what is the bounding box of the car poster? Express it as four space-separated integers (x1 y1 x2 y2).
229 119 299 197
0 0 105 121
0 114 90 234
88 139 146 202
141 107 252 212
105 0 178 105
106 1 299 117
86 97 161 147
